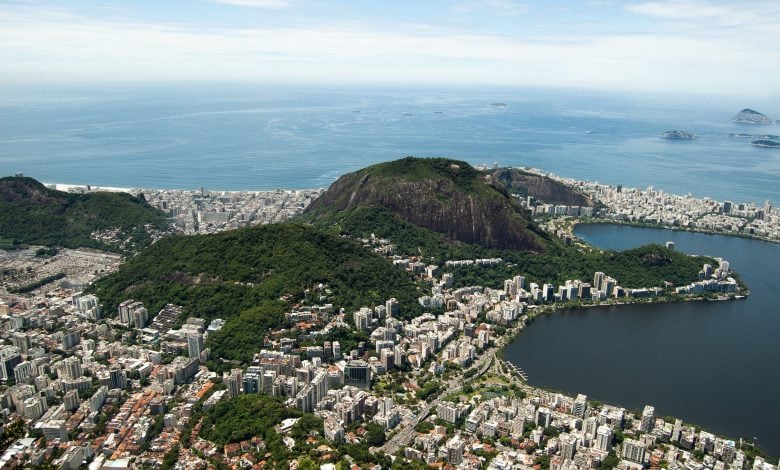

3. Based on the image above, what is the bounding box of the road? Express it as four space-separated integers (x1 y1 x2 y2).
378 349 496 456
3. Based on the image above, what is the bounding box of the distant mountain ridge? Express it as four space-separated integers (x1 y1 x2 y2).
304 157 548 252
0 176 168 251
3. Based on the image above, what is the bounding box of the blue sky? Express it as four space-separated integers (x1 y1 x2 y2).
1 0 779 96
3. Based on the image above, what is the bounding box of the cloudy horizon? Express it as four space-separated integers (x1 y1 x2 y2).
1 0 779 97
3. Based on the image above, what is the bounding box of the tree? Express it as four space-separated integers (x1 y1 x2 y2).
534 455 551 470
600 450 619 470
414 421 434 433
160 445 180 470
297 457 319 470
365 423 387 447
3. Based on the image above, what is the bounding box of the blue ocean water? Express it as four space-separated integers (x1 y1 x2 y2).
0 84 778 203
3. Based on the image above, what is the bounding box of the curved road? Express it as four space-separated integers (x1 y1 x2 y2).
379 350 496 456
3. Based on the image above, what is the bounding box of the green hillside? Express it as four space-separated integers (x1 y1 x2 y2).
0 176 168 251
300 157 708 291
90 223 422 361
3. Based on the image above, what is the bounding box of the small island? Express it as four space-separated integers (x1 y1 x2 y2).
729 133 780 139
751 139 780 148
490 102 507 107
732 108 773 124
661 130 694 140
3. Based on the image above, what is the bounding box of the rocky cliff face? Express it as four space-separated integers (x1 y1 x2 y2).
732 109 773 125
491 168 592 207
305 158 547 252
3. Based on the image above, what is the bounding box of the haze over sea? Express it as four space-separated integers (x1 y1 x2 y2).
1 84 779 204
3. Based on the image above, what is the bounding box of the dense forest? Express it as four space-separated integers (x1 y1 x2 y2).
199 394 307 446
300 205 709 289
0 176 168 251
91 223 421 315
90 223 423 360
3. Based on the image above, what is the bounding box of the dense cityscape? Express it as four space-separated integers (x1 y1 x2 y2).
3 1 779 468
520 170 780 243
0 174 770 470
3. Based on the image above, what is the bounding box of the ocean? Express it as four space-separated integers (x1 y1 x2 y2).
1 83 778 203
3 84 779 454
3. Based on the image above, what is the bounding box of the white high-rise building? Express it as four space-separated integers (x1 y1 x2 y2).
542 284 555 301
583 417 598 445
536 406 551 427
671 419 682 443
573 394 587 419
13 361 33 384
187 334 204 359
530 283 541 300
354 308 372 331
593 272 605 291
61 357 83 380
64 389 80 411
446 436 465 465
640 405 655 433
224 372 240 398
385 298 399 317
595 425 612 451
622 439 646 463
560 433 577 460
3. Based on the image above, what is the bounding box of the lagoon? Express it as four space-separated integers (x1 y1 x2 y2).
504 224 780 456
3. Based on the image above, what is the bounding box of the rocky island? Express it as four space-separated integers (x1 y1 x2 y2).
751 139 780 148
732 108 773 124
729 133 780 139
660 130 694 140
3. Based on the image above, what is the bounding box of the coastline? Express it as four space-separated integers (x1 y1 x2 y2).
41 181 323 194
574 218 780 247
496 298 773 460
43 182 136 193
41 177 779 248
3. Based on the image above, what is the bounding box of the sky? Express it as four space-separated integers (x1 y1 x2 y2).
1 0 779 96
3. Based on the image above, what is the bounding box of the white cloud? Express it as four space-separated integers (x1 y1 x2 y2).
626 0 779 27
211 0 295 8
0 2 779 96
462 0 529 16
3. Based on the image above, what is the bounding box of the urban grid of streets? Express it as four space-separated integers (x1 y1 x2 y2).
0 176 774 469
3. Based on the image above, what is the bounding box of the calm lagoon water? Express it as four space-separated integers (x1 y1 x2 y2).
504 224 780 456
